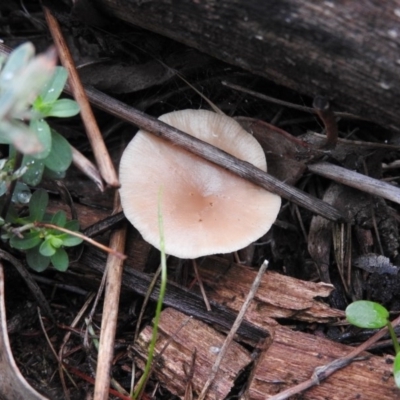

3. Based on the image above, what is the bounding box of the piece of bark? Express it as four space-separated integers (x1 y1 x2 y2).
198 257 343 324
134 307 252 400
78 248 269 342
92 0 400 132
248 324 397 399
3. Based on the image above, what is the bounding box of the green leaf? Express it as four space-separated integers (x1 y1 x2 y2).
50 236 63 248
37 66 68 104
346 300 389 329
51 248 69 271
51 210 67 227
44 130 72 172
65 220 80 231
0 120 43 155
11 182 31 204
45 99 80 118
10 231 41 250
22 156 45 186
28 189 48 221
39 237 56 257
30 119 52 159
42 167 66 180
0 48 56 120
60 220 83 246
0 43 34 88
394 353 400 388
26 246 50 272
60 234 83 247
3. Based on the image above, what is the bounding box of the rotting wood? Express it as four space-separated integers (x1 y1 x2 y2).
198 257 343 324
134 308 252 400
198 259 270 400
248 324 397 400
79 248 270 343
90 0 400 133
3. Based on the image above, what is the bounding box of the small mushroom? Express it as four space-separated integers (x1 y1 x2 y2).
119 109 281 259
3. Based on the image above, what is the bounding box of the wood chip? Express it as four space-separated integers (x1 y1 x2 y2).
134 308 252 399
198 257 343 324
248 325 397 399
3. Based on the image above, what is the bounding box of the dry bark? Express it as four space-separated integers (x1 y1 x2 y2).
197 257 343 324
248 324 397 400
92 0 400 132
135 307 252 400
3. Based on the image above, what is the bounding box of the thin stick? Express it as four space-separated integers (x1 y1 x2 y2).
308 161 400 205
71 146 104 192
94 195 127 400
313 95 338 149
268 313 400 400
71 86 346 222
198 259 269 400
221 81 366 121
58 293 96 400
192 259 211 312
42 7 119 187
0 249 53 319
34 222 126 260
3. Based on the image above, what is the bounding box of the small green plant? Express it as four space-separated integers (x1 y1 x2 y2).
0 42 82 272
2 189 82 271
346 300 400 387
132 189 167 399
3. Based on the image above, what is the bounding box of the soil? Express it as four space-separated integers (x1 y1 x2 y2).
1 1 400 399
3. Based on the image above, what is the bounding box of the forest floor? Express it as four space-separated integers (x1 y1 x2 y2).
1 1 400 399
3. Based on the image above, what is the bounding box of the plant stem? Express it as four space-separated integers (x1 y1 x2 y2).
387 321 400 354
132 190 167 399
34 222 126 259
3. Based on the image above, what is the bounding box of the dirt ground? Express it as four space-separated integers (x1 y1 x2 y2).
1 1 400 399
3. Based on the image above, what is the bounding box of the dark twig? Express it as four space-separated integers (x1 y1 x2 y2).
0 250 53 319
313 96 338 149
67 86 346 222
222 81 366 121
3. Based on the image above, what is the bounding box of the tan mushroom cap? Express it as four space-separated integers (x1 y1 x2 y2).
119 109 281 259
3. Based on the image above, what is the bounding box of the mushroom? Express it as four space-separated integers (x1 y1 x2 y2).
119 109 281 259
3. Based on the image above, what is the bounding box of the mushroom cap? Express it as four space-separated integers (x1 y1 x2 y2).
119 109 281 259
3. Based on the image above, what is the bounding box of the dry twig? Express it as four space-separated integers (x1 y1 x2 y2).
94 195 127 400
42 7 119 187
